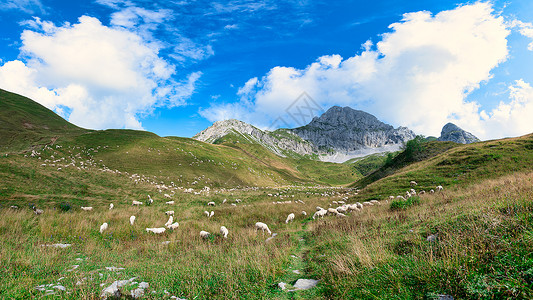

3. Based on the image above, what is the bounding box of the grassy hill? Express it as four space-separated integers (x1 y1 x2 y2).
1 89 533 299
0 89 86 151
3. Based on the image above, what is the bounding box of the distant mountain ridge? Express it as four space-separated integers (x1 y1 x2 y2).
194 106 417 162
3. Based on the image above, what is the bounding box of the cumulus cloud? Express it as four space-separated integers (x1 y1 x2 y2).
510 20 533 51
200 2 531 139
0 16 200 129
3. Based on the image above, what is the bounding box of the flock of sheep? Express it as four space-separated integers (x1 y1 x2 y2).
28 179 444 243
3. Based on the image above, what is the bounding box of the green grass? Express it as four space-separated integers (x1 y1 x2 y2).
2 89 533 299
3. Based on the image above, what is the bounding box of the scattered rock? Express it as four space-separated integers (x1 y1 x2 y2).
138 282 149 289
292 279 319 290
292 270 301 274
278 282 287 290
437 295 454 300
131 288 145 299
105 266 125 271
42 243 71 248
100 279 135 299
426 234 438 242
53 285 66 291
67 265 79 272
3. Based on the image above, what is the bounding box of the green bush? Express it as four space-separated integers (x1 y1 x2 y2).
390 196 421 210
58 202 71 212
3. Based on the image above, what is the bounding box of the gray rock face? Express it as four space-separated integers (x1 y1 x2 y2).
438 123 479 144
193 106 416 162
291 106 415 153
292 279 319 290
193 119 315 157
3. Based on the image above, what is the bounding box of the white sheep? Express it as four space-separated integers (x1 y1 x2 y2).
316 206 324 211
204 210 210 217
410 181 418 187
132 200 143 206
336 206 347 213
209 211 214 218
168 222 179 230
285 213 295 223
362 202 374 206
165 216 173 228
419 190 426 195
436 185 443 192
100 222 108 233
130 216 136 225
109 203 114 210
207 202 215 206
312 209 327 219
301 211 307 216
222 199 227 204
255 222 272 235
220 226 228 238
166 201 175 205
165 210 174 216
370 200 380 205
430 189 435 194
81 206 93 211
200 230 210 239
146 228 166 234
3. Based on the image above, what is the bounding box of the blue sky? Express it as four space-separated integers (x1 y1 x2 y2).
1 0 533 140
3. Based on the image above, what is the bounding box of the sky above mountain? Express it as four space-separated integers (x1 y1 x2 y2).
1 0 533 140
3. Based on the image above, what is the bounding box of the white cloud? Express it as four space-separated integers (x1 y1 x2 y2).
224 24 239 30
0 16 200 130
475 79 533 138
0 0 46 14
510 20 533 51
201 2 521 139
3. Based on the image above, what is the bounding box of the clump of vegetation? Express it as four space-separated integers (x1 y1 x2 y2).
390 195 421 210
58 202 71 212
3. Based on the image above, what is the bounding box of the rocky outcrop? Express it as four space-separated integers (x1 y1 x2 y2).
193 119 315 157
290 106 415 154
437 123 479 144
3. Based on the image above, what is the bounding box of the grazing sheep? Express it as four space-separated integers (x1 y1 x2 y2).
336 206 347 214
436 185 443 192
146 228 166 234
370 200 380 205
362 202 374 206
81 207 93 211
165 211 174 216
255 222 272 235
336 213 346 217
166 201 175 205
220 226 228 238
168 222 179 230
207 202 215 206
222 199 227 204
200 231 210 239
10 205 19 209
410 181 418 187
327 208 339 215
209 211 214 218
32 206 44 215
301 211 307 216
316 206 324 211
430 189 435 194
147 195 153 205
132 200 143 206
204 210 210 217
396 196 406 201
130 216 136 225
100 222 108 233
312 209 327 219
285 213 295 224
109 203 114 210
389 196 395 200
419 190 426 195
165 216 174 228
355 202 363 210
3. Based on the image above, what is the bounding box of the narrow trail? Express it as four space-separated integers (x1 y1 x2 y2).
275 222 319 299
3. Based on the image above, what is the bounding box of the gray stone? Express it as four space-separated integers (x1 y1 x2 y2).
438 123 479 144
292 270 301 274
101 279 134 299
278 282 287 290
131 288 145 298
292 279 319 290
138 282 149 289
427 234 438 242
53 285 66 291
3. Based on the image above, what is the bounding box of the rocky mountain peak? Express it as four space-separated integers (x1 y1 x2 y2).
306 106 392 131
438 123 480 144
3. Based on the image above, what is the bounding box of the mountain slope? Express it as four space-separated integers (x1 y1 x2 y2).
0 89 86 151
0 89 359 190
352 132 533 199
